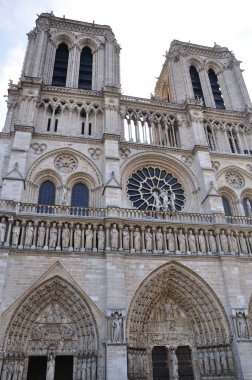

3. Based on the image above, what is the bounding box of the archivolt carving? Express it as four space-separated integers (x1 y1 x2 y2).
127 262 231 347
2 276 98 354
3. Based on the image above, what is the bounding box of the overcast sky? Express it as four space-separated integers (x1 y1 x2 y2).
0 0 252 130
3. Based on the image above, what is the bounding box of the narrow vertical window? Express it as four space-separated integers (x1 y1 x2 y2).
208 69 225 109
81 122 85 135
38 180 56 205
47 118 51 132
78 47 93 89
52 43 69 86
88 123 92 136
222 196 232 216
189 65 204 103
54 119 58 132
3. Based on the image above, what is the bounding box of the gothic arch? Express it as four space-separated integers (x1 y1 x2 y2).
206 61 222 74
216 165 252 183
188 58 204 72
51 33 75 49
2 275 99 354
77 36 101 52
127 261 231 347
121 151 200 212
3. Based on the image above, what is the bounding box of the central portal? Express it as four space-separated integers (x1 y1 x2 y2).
27 355 73 380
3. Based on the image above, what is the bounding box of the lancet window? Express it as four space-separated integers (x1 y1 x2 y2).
242 197 252 216
78 47 93 89
208 69 225 109
189 65 204 103
52 43 69 87
222 196 232 216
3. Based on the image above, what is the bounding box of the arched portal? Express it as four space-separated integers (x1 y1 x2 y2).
1 276 99 380
127 262 235 380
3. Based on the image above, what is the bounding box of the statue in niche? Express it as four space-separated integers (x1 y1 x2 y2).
236 312 249 338
145 227 152 251
208 350 216 374
97 225 105 250
170 349 179 380
198 230 206 253
208 231 217 253
62 223 70 249
213 348 222 373
12 220 20 246
153 190 161 210
47 353 55 380
198 351 204 375
74 224 81 250
239 232 248 254
123 226 130 250
133 227 141 251
49 222 57 249
230 231 238 254
203 350 210 374
188 229 197 253
220 230 229 254
85 224 93 249
156 228 163 251
110 224 118 249
219 349 228 372
111 311 122 342
178 229 186 253
167 228 175 252
24 221 34 247
0 217 6 245
37 221 46 247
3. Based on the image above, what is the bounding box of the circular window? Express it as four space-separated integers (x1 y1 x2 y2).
54 155 78 173
127 167 185 211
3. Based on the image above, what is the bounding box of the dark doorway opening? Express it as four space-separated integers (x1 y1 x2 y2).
152 346 170 380
176 346 194 380
27 356 47 380
54 355 73 380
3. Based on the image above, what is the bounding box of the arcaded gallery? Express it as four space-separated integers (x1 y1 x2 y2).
0 12 252 380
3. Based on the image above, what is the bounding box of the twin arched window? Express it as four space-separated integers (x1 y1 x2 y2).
52 44 93 89
38 181 89 207
189 65 225 109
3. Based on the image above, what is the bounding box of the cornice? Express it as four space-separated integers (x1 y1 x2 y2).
32 132 103 145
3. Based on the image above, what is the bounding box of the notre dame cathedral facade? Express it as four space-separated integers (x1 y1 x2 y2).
0 11 252 380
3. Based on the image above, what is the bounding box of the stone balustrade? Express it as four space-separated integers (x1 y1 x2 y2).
0 214 251 256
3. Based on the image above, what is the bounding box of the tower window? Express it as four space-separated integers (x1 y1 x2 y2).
189 65 204 103
47 118 51 132
38 180 56 205
54 119 58 132
52 43 69 87
221 196 232 216
243 198 252 216
78 47 93 89
208 69 225 109
71 183 89 207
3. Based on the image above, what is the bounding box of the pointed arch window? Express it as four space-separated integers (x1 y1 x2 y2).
71 183 89 207
222 196 232 216
78 47 93 89
208 69 225 109
189 65 204 103
243 197 252 216
52 43 69 87
38 180 56 205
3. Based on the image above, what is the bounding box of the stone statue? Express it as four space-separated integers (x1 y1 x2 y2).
98 225 105 250
230 231 238 254
198 230 206 253
208 350 216 374
170 192 176 212
133 227 141 251
123 226 130 250
156 228 163 251
236 312 249 338
239 233 248 254
62 223 70 249
203 350 210 374
188 229 197 253
74 224 81 250
37 221 46 247
112 311 122 342
24 221 34 247
46 354 55 380
12 220 20 246
213 348 222 373
49 222 57 249
85 224 93 249
208 231 217 253
170 349 179 380
246 198 252 215
145 227 152 251
153 191 161 210
61 185 68 205
249 232 252 251
178 229 186 253
219 349 228 372
110 224 118 249
220 230 229 254
0 217 6 245
161 190 169 211
198 351 204 375
167 228 175 252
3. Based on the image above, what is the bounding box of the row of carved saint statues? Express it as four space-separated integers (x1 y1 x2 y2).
0 217 252 254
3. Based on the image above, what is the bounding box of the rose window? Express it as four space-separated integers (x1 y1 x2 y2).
54 155 78 173
127 167 185 211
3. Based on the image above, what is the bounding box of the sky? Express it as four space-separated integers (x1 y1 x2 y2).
0 0 252 130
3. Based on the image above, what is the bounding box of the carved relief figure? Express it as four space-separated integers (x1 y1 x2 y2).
188 229 197 253
74 224 81 250
110 224 118 249
156 228 163 251
24 221 34 247
167 228 175 252
0 217 6 245
208 231 217 253
133 227 141 251
198 230 206 253
37 221 46 247
178 229 186 253
123 226 130 250
236 312 249 339
85 224 93 249
112 311 122 342
12 220 20 246
153 191 161 210
49 222 58 249
62 223 70 249
145 227 152 251
220 230 229 254
98 225 105 250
